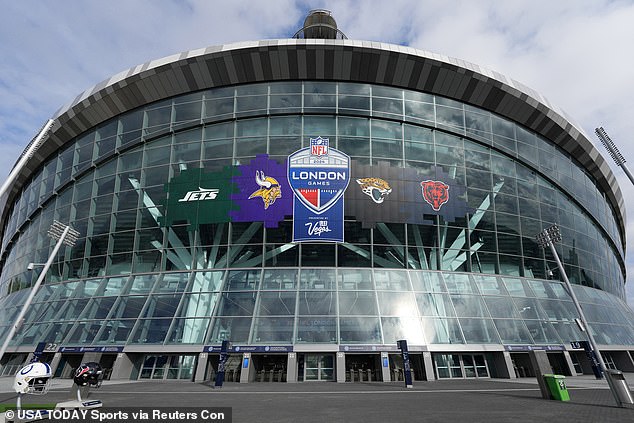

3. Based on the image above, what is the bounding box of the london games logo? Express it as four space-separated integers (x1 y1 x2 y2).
421 180 449 211
288 137 350 242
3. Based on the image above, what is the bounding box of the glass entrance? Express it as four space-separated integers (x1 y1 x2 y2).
139 355 196 380
434 353 489 379
304 354 334 381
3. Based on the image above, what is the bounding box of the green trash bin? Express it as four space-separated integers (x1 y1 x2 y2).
543 374 570 401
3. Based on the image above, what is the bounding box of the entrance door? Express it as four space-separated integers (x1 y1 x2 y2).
139 355 196 380
304 354 334 381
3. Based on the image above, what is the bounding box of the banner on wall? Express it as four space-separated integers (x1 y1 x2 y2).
160 140 470 234
287 137 350 242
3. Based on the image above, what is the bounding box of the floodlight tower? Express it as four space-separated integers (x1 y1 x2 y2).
595 127 634 186
0 221 80 363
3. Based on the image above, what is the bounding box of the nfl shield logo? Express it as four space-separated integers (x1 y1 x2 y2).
310 137 329 156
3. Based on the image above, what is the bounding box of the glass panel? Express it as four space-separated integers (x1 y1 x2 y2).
377 292 418 316
459 318 500 343
216 292 257 316
493 319 534 343
463 355 476 378
178 293 219 318
339 317 381 343
300 269 335 290
190 271 224 292
484 296 520 318
298 291 336 315
129 318 171 343
473 275 507 295
208 317 252 343
110 296 147 319
261 269 298 290
450 294 490 318
296 317 336 343
416 293 456 317
338 291 377 315
422 318 464 344
166 319 211 344
336 269 372 291
225 270 261 291
256 291 297 316
373 270 409 290
140 294 183 318
95 319 136 344
444 273 477 293
251 317 294 343
381 317 425 344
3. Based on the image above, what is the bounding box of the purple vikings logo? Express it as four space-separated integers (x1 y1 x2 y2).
248 170 281 209
421 180 449 211
230 155 292 228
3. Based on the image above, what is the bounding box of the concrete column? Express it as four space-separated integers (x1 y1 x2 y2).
109 353 135 380
286 353 297 383
81 352 102 364
194 353 208 382
336 352 346 383
562 351 577 376
529 350 553 399
49 353 62 377
492 351 516 379
422 352 435 381
381 352 391 382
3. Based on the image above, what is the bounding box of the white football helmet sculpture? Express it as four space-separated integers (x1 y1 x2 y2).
13 362 52 395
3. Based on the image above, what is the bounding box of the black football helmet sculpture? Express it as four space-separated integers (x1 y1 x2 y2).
73 362 103 387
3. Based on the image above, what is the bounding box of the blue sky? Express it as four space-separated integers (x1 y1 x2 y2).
2 0 634 305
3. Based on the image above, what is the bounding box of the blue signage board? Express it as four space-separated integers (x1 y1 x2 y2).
288 137 350 242
204 345 293 353
339 345 399 352
59 346 124 353
503 345 565 352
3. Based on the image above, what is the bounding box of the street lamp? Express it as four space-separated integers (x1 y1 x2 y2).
0 221 80 364
535 224 623 406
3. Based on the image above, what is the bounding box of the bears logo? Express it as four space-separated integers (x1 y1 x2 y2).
421 180 449 211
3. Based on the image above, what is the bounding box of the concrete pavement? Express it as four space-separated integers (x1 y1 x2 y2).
0 375 632 423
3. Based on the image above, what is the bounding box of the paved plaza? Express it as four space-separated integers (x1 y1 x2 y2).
0 375 632 423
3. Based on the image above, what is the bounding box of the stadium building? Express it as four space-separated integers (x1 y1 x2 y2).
1 10 634 383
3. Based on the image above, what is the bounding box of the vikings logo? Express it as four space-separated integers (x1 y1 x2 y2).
421 180 449 211
249 170 282 209
356 177 392 204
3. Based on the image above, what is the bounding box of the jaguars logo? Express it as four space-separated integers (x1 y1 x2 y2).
356 177 392 204
249 170 282 209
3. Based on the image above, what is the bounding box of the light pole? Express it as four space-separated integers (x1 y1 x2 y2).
535 224 623 405
0 221 79 364
595 127 634 186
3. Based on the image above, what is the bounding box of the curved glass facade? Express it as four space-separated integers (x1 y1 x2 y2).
0 81 631 351
1 269 633 348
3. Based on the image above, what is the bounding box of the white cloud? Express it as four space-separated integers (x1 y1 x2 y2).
2 0 634 306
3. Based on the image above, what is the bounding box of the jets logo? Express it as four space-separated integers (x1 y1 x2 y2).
248 170 282 209
178 188 219 202
421 180 449 211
